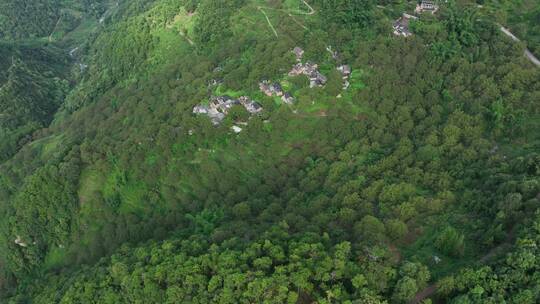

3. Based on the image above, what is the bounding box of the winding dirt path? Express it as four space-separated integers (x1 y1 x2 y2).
256 0 316 37
258 7 279 38
48 14 63 42
410 285 437 304
298 0 316 15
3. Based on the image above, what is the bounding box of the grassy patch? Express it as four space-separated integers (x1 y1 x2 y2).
118 179 148 214
42 246 68 271
149 28 190 67
78 166 106 207
401 224 478 280
214 85 247 98
167 7 196 36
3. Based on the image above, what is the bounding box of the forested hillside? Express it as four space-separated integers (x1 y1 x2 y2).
0 45 69 162
1 0 539 303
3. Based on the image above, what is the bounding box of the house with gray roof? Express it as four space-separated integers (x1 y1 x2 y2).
281 92 295 104
259 81 285 97
309 71 327 88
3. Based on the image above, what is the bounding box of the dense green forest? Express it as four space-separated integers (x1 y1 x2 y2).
0 0 539 303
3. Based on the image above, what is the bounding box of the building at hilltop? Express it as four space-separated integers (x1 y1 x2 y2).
416 0 439 14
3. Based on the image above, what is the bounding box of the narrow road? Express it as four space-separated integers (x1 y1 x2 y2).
500 26 540 67
525 50 540 67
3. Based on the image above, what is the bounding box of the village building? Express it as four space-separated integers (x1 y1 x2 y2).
310 71 327 88
231 125 243 133
281 92 295 104
244 100 263 114
303 62 319 75
337 65 352 78
293 47 304 61
288 59 327 88
194 94 262 125
238 96 251 105
210 95 241 113
288 63 305 76
259 81 272 96
270 83 284 96
193 105 209 114
337 64 352 90
207 108 225 125
416 0 439 14
259 81 284 97
393 13 418 37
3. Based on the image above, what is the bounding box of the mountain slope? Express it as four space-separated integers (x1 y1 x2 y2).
1 0 539 302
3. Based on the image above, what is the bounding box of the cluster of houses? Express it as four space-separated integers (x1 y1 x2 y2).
259 81 295 104
193 47 355 127
393 1 439 37
288 47 328 88
193 95 263 125
393 13 418 37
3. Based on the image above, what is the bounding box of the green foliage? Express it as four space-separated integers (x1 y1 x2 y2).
94 17 156 83
0 49 69 162
193 0 244 47
0 0 539 302
11 236 386 303
0 0 60 40
0 0 106 40
313 0 376 29
435 226 465 257
445 211 540 303
4 154 81 275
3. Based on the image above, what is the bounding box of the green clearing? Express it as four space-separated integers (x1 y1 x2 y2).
42 246 68 271
400 223 478 280
149 28 190 67
214 85 247 98
117 179 149 215
78 166 106 208
167 7 196 37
